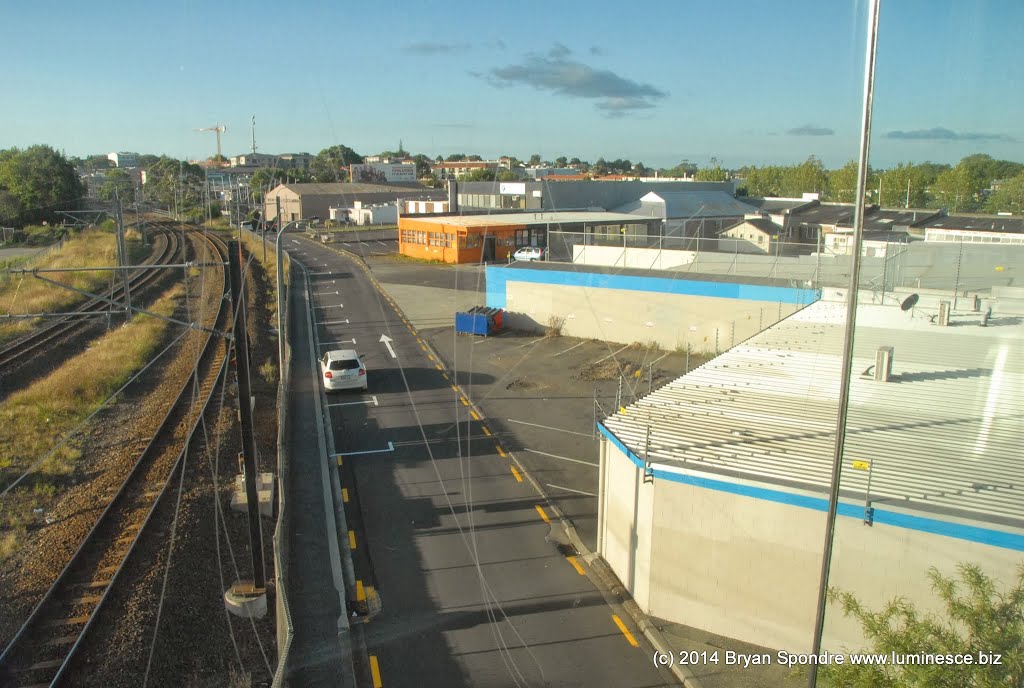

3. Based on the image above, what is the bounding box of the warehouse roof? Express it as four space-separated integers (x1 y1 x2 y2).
926 214 1024 234
401 211 649 227
601 300 1024 527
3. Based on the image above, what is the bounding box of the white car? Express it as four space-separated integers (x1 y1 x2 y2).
513 246 545 262
320 349 368 391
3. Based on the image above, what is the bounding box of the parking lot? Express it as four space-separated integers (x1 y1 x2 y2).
363 253 701 549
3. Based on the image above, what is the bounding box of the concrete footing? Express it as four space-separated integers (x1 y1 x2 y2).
230 472 275 517
224 581 268 619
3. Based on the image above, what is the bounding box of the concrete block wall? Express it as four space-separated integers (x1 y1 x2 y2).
502 282 805 353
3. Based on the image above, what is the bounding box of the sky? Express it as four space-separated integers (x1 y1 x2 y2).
3 0 1022 170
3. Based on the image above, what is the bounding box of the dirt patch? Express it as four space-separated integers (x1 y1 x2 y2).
505 378 537 391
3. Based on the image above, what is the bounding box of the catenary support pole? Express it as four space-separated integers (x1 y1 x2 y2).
228 240 267 591
807 2 880 686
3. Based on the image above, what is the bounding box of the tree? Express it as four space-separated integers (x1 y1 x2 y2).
311 145 363 183
143 156 206 209
445 153 467 162
781 156 829 197
463 168 497 182
740 165 785 197
820 563 1024 688
555 156 568 168
98 168 136 204
0 145 86 226
411 154 433 179
932 162 985 212
138 154 161 168
591 158 609 175
467 154 483 161
694 164 729 182
876 162 930 208
528 153 542 167
827 160 862 203
986 172 1024 214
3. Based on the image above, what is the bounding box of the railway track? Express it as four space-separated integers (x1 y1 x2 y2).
0 230 233 688
0 222 179 379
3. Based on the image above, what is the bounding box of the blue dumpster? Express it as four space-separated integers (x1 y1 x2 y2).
455 306 504 336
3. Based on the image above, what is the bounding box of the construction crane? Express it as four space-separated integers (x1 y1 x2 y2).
196 123 226 161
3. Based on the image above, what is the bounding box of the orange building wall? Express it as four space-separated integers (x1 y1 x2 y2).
399 217 526 264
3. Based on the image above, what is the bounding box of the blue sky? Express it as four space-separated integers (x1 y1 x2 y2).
3 0 1021 169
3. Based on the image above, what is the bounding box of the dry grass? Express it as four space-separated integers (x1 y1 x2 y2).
546 314 567 337
0 229 143 343
0 284 182 559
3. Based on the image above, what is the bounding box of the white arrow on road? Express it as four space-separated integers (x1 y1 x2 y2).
379 334 396 358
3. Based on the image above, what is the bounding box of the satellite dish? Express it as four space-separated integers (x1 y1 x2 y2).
900 294 920 311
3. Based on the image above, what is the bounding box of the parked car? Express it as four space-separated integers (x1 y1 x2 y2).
513 246 545 262
320 349 368 391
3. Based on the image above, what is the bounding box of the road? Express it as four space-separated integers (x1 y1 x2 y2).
286 235 674 687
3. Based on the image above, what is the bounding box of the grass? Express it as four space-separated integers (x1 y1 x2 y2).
0 284 182 561
0 229 144 344
238 231 289 329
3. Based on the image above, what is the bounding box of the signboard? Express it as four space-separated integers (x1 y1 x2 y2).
350 163 417 183
851 460 871 471
499 182 526 195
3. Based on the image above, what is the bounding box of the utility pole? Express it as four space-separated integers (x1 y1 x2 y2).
227 240 267 594
251 115 257 155
115 193 132 317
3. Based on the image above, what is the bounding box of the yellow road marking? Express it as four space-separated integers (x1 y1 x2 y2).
420 344 427 351
356 580 366 602
496 445 508 458
370 655 383 687
441 372 449 380
534 505 550 523
336 455 343 466
435 363 443 370
510 465 523 483
469 410 480 421
460 396 469 406
567 556 585 575
612 614 640 647
416 337 423 344
482 426 492 436
450 384 459 393
348 530 357 550
342 488 349 503
428 354 436 361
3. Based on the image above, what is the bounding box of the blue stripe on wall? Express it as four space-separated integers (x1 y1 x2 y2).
598 423 1024 552
485 266 817 309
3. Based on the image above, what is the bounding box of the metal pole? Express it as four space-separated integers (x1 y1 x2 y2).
276 223 286 384
808 2 880 685
952 236 963 309
228 240 267 592
115 194 131 317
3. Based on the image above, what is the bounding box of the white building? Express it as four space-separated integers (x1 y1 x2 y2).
597 298 1023 655
107 152 139 168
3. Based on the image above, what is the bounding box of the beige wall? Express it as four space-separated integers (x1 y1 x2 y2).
599 440 1024 654
503 282 806 353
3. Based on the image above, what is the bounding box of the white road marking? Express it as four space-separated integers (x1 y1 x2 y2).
313 290 340 295
508 419 594 438
327 396 378 408
333 441 394 457
524 448 598 467
320 339 356 347
552 341 586 356
313 303 344 309
545 483 598 497
319 319 350 325
593 344 629 364
379 334 396 358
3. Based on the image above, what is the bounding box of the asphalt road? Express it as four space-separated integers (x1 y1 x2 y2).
287 235 675 688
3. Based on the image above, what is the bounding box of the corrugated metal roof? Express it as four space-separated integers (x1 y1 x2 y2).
616 191 759 219
602 300 1024 526
401 211 647 227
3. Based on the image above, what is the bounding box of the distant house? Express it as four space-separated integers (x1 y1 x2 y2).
718 215 786 254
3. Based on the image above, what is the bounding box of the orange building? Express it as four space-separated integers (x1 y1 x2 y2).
398 211 654 264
